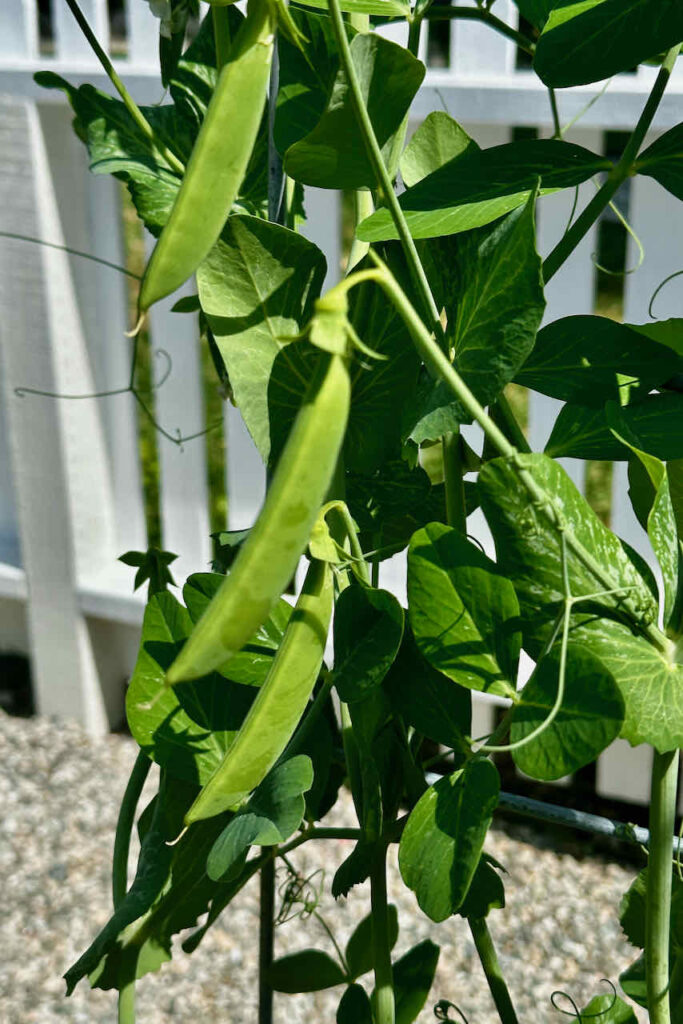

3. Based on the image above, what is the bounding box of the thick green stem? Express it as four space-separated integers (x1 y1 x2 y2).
646 749 680 1024
348 189 374 271
423 6 535 56
212 5 232 70
371 845 395 1024
543 45 681 283
469 918 520 1024
112 751 151 909
442 431 467 534
489 395 530 455
326 0 442 335
259 857 276 1024
63 0 185 175
117 973 136 1024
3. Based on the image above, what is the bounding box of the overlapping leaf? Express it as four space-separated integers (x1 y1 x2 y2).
546 392 683 461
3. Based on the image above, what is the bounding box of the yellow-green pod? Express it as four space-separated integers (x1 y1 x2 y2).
167 351 350 683
139 0 274 312
185 557 333 823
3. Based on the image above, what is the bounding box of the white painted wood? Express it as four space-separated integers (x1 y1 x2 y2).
37 102 147 556
0 98 109 732
126 0 162 68
54 0 110 61
0 0 38 61
225 403 266 531
450 0 516 77
301 186 342 290
144 252 212 579
596 739 653 806
375 21 409 50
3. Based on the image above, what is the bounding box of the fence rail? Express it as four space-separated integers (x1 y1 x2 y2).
1 0 681 806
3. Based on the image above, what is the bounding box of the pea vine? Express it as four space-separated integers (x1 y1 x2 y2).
37 0 683 1022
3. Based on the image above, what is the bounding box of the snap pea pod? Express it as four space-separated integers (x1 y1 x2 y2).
139 0 274 312
167 351 350 683
185 557 333 823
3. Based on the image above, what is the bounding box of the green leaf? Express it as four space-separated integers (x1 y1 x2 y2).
408 523 521 700
398 758 500 922
333 584 404 702
345 252 422 473
345 905 399 981
337 984 374 1024
267 950 347 992
636 124 683 203
513 1 555 29
546 392 683 461
125 594 260 785
669 460 683 539
534 0 683 88
197 215 326 461
400 113 478 188
627 451 665 531
209 529 251 573
206 756 313 881
578 993 638 1023
620 954 648 1008
620 867 683 950
478 453 683 752
275 9 356 156
332 838 375 898
357 138 609 241
644 469 683 629
510 644 624 781
516 316 683 406
457 854 506 919
406 190 544 440
387 940 440 1024
284 33 425 189
383 625 471 753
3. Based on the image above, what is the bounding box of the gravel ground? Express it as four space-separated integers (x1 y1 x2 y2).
0 711 646 1024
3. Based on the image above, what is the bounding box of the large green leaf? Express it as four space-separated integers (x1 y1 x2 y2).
404 190 544 441
400 113 478 188
345 252 422 473
516 316 683 406
357 138 609 241
534 0 683 88
511 644 624 780
546 392 683 461
206 756 313 881
386 940 440 1024
478 454 683 752
399 759 499 922
345 906 399 981
274 9 356 156
197 215 326 461
337 984 373 1024
578 994 638 1023
333 584 404 702
126 593 260 785
267 950 347 992
408 523 521 700
513 0 556 29
284 33 424 189
383 625 471 753
636 124 683 203
456 854 506 919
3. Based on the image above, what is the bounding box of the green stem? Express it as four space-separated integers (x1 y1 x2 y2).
259 857 276 1024
348 189 374 271
469 918 520 1024
407 0 433 56
212 5 232 69
367 253 670 655
646 749 680 1024
112 751 151 909
442 431 467 534
117 973 136 1024
371 845 395 1024
548 87 561 138
543 45 681 283
423 6 535 56
63 0 185 176
326 0 442 335
489 394 530 454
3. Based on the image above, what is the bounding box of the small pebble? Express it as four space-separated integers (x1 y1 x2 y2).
0 712 646 1022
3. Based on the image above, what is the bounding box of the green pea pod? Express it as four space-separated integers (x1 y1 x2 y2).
167 351 350 683
139 0 274 312
185 557 333 823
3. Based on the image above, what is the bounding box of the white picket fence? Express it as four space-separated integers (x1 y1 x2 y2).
1 1 683 807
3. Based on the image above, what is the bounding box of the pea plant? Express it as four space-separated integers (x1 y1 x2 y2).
43 0 683 1021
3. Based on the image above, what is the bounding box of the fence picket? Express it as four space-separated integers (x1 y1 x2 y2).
125 0 160 68
0 0 38 61
54 0 110 61
450 0 516 76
